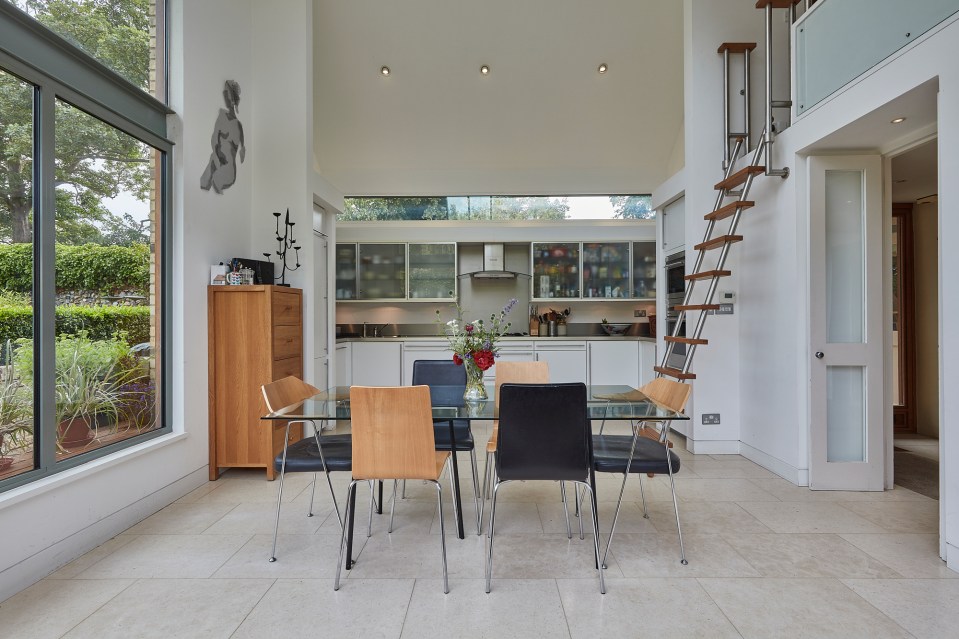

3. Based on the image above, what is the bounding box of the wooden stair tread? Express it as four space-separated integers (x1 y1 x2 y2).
715 166 764 191
665 336 708 345
705 200 755 221
695 235 744 251
655 366 697 380
717 42 757 54
673 304 720 311
756 0 801 8
685 270 731 281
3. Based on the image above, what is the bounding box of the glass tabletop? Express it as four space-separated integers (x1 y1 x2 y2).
261 384 689 422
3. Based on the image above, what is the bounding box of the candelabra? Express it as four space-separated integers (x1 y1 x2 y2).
264 208 300 286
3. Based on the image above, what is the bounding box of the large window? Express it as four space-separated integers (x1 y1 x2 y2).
341 195 654 221
0 1 170 488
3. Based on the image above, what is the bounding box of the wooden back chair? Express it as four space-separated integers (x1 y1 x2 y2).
261 375 320 413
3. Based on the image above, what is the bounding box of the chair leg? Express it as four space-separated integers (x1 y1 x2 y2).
388 479 398 533
637 473 649 518
469 448 482 535
308 472 318 517
269 467 286 562
485 481 503 593
601 470 631 570
667 464 688 565
334 480 358 590
576 485 584 540
326 471 343 528
560 482 572 539
367 480 375 538
448 456 460 534
435 472 450 594
577 481 606 595
402 479 407 499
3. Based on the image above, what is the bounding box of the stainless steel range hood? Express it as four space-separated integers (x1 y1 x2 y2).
468 244 518 279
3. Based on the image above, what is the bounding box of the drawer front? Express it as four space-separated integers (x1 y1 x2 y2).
273 356 303 381
272 421 303 457
273 324 302 360
272 291 302 325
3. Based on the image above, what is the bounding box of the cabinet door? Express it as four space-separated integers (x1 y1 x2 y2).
335 244 357 300
485 342 535 382
662 197 685 254
335 343 351 387
352 341 403 386
531 242 580 300
588 340 639 388
632 241 657 299
402 341 455 385
582 242 630 299
534 342 587 384
358 243 406 299
408 243 457 300
639 341 657 387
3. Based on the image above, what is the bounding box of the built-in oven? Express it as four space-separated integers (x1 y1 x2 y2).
665 251 686 369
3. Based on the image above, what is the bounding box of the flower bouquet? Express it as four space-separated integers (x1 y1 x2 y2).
436 297 517 400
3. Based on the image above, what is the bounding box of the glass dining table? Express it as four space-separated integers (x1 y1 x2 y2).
262 383 689 569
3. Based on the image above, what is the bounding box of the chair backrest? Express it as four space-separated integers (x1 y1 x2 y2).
494 360 549 417
262 375 321 413
349 385 437 480
412 359 466 387
496 383 589 482
640 378 692 414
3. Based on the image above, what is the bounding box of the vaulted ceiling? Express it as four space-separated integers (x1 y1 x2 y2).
312 0 685 197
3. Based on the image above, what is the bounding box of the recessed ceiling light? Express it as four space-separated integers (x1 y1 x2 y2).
890 116 906 124
380 66 391 76
480 65 490 75
598 63 608 74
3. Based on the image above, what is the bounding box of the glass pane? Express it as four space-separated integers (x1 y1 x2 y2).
827 366 866 462
9 0 164 99
344 195 653 221
54 98 160 461
825 170 865 343
633 241 657 298
357 244 405 299
532 243 580 299
582 242 629 299
891 216 901 406
335 244 357 300
408 243 455 300
0 68 37 480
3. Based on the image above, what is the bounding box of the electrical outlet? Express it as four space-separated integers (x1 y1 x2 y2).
717 303 734 315
702 413 721 425
634 309 646 317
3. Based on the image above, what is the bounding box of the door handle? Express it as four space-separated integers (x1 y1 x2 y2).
815 351 824 359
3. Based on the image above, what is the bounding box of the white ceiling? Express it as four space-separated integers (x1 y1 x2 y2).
312 0 685 197
891 139 937 203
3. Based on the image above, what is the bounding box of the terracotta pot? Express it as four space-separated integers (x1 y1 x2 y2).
58 417 95 450
0 457 13 472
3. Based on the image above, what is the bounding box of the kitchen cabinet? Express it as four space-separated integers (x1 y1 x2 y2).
335 342 351 386
336 242 456 301
352 341 402 386
402 341 455 385
632 241 657 299
531 242 580 300
639 341 657 387
534 341 587 384
485 341 535 382
207 286 303 480
662 196 685 255
588 340 640 388
582 242 630 299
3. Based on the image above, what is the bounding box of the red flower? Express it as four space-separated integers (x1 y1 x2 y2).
465 324 474 334
452 353 463 366
472 349 495 371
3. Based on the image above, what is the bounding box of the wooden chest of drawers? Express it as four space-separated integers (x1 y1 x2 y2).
208 285 304 479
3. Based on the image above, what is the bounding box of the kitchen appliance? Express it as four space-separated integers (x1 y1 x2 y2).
665 251 686 369
466 244 519 279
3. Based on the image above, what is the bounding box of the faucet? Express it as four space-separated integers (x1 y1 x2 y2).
363 322 388 337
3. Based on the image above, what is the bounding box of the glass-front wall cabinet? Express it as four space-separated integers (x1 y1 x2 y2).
582 242 630 299
632 242 656 299
408 243 456 300
532 243 581 300
335 244 358 300
358 243 406 300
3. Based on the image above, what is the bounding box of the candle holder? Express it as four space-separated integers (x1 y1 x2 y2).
264 208 301 286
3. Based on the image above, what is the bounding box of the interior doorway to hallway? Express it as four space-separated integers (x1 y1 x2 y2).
890 139 939 500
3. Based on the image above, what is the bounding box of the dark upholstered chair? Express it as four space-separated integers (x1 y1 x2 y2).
485 383 605 594
411 359 482 534
592 377 691 566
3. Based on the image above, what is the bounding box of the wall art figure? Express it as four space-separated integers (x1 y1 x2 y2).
200 80 245 193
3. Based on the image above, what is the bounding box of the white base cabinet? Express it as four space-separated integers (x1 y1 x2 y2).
534 341 588 384
335 342 351 387
351 341 402 386
402 341 455 385
588 340 639 388
639 341 657 387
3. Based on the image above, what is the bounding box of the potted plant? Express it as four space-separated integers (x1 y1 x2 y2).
54 350 135 451
1 341 33 470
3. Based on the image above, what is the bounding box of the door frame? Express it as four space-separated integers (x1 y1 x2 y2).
892 202 918 434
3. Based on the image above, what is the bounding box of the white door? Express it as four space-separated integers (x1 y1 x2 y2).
808 155 884 490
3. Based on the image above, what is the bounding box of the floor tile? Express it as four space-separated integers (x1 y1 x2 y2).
63 578 273 639
843 578 959 639
347 529 488 579
723 533 901 578
74 534 251 579
839 499 939 533
201 500 333 536
736 502 888 534
840 534 957 578
609 533 760 578
213 533 361 578
47 536 138 580
0 578 134 638
232 578 414 639
699 577 911 638
539 499 657 536
485 533 618 581
558 578 742 639
125 501 240 535
681 459 778 479
646 500 774 535
748 477 930 503
401 579 570 639
672 477 781 502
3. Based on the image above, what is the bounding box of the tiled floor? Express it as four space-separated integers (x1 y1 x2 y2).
0 422 952 638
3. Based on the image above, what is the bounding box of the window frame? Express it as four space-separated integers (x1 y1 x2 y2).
0 1 173 490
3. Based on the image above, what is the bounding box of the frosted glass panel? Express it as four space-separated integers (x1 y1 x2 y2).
796 0 959 113
827 366 866 462
825 170 864 343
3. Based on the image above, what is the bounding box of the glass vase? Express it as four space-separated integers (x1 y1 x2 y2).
463 358 488 401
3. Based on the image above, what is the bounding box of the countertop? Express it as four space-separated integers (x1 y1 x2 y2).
336 335 656 343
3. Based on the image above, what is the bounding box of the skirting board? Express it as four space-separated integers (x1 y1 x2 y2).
740 441 807 485
0 466 208 603
685 439 740 455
